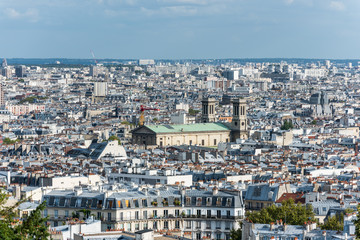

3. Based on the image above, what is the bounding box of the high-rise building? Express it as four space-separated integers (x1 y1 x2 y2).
15 65 26 78
2 58 7 68
0 84 4 107
94 82 108 97
90 65 99 77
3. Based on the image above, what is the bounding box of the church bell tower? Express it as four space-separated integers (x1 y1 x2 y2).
201 97 217 123
231 98 248 139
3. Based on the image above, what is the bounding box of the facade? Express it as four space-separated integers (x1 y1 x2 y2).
131 98 248 146
108 170 193 187
43 187 244 240
244 183 291 210
15 65 26 78
132 123 231 147
309 92 333 118
6 104 45 116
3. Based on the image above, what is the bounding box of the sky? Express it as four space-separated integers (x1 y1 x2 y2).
0 0 359 59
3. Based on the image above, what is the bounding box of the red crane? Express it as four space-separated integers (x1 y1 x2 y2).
139 105 159 126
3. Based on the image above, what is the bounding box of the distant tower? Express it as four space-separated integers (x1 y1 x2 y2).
201 97 216 123
2 58 7 68
15 65 25 78
0 84 4 107
231 98 248 139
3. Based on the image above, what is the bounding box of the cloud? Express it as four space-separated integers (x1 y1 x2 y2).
329 1 345 11
284 0 294 5
4 8 39 22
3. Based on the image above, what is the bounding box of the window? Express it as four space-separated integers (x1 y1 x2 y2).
323 207 326 212
143 223 148 229
207 210 211 218
225 222 231 230
127 223 131 231
143 210 147 219
175 220 180 229
164 221 169 229
54 210 58 218
197 210 201 217
206 197 212 206
120 212 124 220
97 212 101 219
135 211 139 220
216 221 221 229
135 223 139 231
214 139 217 145
216 197 222 206
217 210 221 218
108 213 112 221
153 221 158 230
186 221 191 229
65 210 69 218
175 210 180 217
226 198 232 207
186 197 191 206
153 210 157 218
196 197 202 206
206 221 211 229
202 140 205 145
227 210 231 218
164 210 168 217
196 221 201 229
196 233 201 240
189 140 192 145
216 233 221 240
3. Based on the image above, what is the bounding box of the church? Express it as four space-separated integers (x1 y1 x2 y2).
131 98 248 147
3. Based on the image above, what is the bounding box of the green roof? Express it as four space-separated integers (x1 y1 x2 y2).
146 123 231 134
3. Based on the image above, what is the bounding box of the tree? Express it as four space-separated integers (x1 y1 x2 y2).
79 209 91 220
0 190 49 239
321 213 344 231
108 135 121 145
3 138 20 145
246 199 315 225
280 120 294 130
230 222 242 240
188 108 200 116
353 205 360 238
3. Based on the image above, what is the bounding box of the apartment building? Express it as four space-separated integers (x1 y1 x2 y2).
43 186 244 240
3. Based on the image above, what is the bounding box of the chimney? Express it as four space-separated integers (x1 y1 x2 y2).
270 222 274 230
213 187 219 195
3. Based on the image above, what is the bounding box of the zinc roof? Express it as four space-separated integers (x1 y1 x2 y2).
146 122 231 134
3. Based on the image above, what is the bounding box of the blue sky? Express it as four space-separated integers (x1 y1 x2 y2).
0 0 359 59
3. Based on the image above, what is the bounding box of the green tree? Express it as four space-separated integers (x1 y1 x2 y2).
188 108 200 116
0 190 49 239
3 138 20 145
247 199 315 225
353 205 360 238
79 209 91 220
230 222 242 240
311 120 317 125
108 135 121 145
280 120 294 130
321 213 344 231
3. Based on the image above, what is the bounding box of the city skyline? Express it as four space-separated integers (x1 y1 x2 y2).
1 0 360 59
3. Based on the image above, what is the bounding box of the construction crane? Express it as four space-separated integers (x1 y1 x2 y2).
90 50 98 64
139 105 159 126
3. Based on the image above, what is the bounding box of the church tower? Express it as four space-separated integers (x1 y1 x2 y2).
201 97 217 123
231 98 248 139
